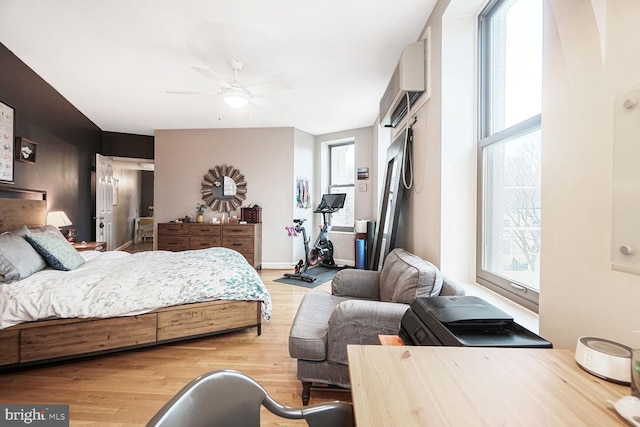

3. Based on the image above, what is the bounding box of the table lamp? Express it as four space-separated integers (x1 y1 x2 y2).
47 211 72 228
47 211 75 241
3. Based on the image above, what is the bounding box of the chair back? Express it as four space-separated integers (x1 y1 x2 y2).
137 218 154 242
379 248 443 303
139 218 153 227
147 370 354 427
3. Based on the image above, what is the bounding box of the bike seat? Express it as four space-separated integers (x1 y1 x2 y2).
293 218 306 225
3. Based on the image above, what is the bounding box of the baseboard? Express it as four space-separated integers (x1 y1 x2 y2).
335 258 355 267
261 259 355 270
262 262 298 270
115 240 133 251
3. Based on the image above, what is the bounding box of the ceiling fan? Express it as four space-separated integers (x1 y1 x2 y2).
168 59 291 112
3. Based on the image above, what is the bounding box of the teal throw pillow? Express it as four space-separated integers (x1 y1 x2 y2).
25 232 85 271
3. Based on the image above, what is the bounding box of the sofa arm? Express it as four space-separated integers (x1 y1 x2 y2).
331 269 381 300
326 299 409 365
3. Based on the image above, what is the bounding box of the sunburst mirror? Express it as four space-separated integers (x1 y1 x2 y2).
201 165 247 212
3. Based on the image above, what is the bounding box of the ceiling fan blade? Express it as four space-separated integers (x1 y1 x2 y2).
246 80 292 95
251 95 288 112
191 66 232 89
166 90 219 95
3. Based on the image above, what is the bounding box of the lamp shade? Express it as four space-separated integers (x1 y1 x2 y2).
47 211 72 228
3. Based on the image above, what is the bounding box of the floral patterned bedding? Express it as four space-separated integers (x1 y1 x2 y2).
0 247 271 329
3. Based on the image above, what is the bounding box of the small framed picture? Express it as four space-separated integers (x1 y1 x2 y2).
16 137 37 164
357 167 369 180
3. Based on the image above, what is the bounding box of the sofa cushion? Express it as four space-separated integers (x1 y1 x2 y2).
379 248 443 303
289 289 351 361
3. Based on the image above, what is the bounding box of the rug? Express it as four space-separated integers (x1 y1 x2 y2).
274 266 346 288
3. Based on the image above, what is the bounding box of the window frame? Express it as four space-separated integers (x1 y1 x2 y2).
477 0 542 312
327 140 355 232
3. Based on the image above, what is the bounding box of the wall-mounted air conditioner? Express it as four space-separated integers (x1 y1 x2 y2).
379 39 426 127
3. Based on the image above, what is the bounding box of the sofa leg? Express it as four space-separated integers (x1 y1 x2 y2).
301 381 312 406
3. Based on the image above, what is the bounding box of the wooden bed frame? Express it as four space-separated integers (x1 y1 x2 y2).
0 188 262 370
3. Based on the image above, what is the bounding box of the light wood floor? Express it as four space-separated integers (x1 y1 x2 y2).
0 270 350 426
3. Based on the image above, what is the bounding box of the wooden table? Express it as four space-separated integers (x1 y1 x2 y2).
347 345 629 426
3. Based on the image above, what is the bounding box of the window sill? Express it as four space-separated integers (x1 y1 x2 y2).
326 228 355 234
458 281 540 334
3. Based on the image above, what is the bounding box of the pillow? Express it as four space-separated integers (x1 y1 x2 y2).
0 233 47 281
0 252 20 283
11 224 66 239
8 225 30 237
25 231 85 271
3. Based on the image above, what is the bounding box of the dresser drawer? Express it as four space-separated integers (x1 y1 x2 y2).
190 236 221 249
223 225 255 237
190 224 221 236
156 223 261 269
223 237 254 255
157 236 190 251
158 223 189 235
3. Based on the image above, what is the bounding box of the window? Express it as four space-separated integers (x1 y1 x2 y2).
328 141 355 230
478 0 543 309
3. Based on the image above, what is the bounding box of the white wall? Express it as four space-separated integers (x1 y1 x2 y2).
316 126 375 265
395 0 449 269
399 0 479 285
440 13 477 281
539 0 640 349
316 126 375 221
395 0 640 349
292 128 315 265
154 127 296 268
154 125 373 268
111 164 141 249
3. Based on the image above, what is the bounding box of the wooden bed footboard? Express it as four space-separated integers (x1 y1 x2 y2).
0 188 264 371
0 300 262 370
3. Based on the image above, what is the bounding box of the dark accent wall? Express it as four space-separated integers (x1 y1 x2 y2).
0 43 102 241
140 170 154 217
102 131 154 159
102 131 155 219
0 45 158 242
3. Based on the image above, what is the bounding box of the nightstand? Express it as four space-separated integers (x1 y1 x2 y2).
72 241 105 252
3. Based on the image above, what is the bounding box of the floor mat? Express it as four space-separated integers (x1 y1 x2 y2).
274 266 346 288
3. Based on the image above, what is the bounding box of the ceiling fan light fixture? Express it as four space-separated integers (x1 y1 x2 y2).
222 89 250 109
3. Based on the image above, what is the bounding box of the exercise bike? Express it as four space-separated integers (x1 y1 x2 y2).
284 193 347 283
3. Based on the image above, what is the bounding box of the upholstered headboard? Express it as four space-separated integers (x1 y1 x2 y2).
0 188 47 233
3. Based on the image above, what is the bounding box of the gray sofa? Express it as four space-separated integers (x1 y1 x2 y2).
288 248 465 405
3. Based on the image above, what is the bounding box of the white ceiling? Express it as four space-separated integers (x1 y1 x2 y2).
0 0 436 136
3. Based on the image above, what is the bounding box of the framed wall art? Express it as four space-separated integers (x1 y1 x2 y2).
0 100 15 183
16 137 37 164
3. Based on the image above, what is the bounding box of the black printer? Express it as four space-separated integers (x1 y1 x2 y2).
399 296 552 348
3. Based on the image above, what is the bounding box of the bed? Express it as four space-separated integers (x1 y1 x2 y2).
0 188 271 369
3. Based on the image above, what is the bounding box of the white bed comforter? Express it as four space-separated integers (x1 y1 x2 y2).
0 247 271 329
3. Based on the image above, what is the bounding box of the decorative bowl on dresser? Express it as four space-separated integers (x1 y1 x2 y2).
157 222 262 269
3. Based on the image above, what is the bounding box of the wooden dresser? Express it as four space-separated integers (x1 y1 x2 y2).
157 222 262 269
